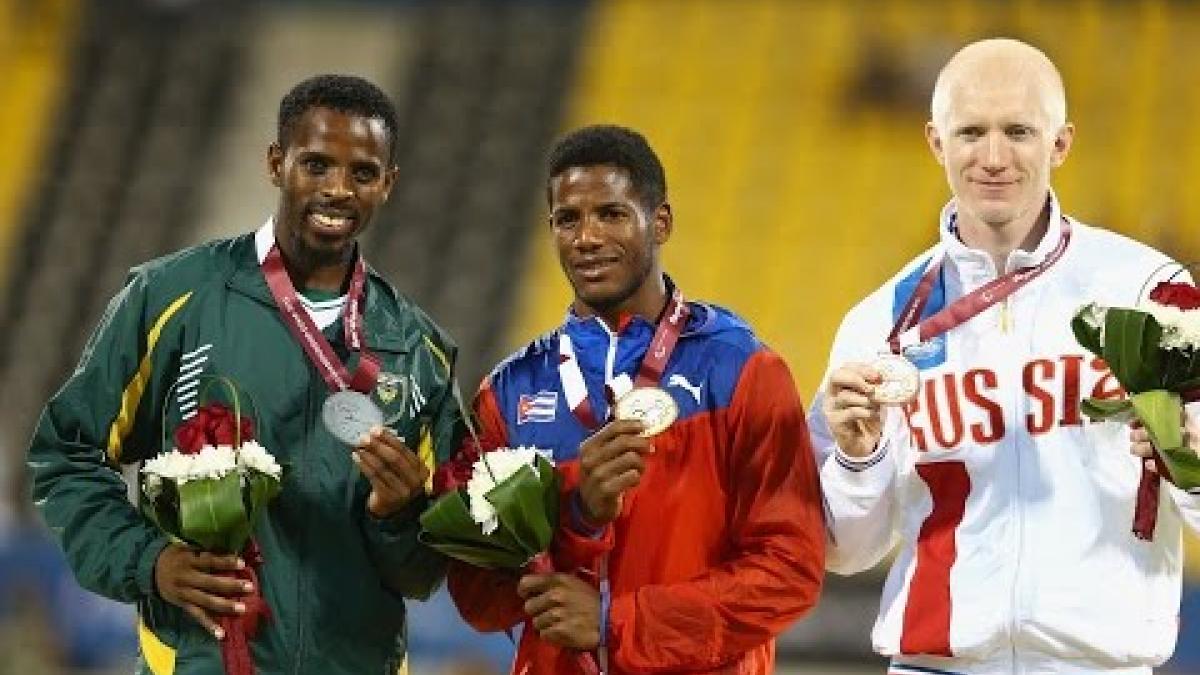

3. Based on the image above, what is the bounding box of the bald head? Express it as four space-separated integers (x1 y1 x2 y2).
930 38 1067 133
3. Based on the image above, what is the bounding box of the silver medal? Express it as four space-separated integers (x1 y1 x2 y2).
871 352 921 405
322 390 384 445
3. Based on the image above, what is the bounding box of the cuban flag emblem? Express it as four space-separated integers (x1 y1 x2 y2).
517 390 558 424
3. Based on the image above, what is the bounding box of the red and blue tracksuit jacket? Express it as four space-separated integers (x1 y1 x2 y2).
441 298 825 674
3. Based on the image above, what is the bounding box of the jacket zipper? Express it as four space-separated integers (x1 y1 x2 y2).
1007 268 1025 669
601 320 619 403
293 374 317 674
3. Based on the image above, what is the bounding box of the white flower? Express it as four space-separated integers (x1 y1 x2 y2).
142 449 194 483
141 441 281 504
183 445 238 482
1140 299 1200 351
465 446 545 535
237 441 282 480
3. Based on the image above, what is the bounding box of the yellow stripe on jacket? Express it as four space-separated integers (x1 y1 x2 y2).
106 292 192 463
138 618 175 675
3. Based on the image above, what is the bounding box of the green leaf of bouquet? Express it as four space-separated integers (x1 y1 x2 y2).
1160 447 1200 491
1164 348 1200 392
178 472 248 553
535 455 560 528
1071 305 1104 356
487 465 554 557
420 491 480 539
417 535 530 569
1102 308 1164 392
419 490 524 554
1080 397 1133 421
1126 391 1200 490
222 472 282 553
1130 390 1184 456
245 472 281 520
141 479 183 540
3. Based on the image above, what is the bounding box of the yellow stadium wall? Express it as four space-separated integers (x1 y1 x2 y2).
0 0 77 292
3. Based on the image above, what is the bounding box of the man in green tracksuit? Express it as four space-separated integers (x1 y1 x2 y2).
27 75 467 673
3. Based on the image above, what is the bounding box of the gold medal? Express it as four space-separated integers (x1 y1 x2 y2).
613 387 678 437
871 353 920 405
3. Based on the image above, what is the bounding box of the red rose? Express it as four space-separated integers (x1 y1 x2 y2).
172 403 255 454
174 422 207 455
1149 282 1200 311
433 448 479 494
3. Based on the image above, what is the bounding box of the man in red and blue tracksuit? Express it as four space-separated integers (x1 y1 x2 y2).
439 125 826 674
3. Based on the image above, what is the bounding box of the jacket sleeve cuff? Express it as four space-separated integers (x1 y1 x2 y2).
136 535 171 598
568 490 606 539
821 434 896 497
553 491 614 571
363 496 425 539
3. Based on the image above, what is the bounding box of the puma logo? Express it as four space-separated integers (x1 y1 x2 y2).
667 374 703 404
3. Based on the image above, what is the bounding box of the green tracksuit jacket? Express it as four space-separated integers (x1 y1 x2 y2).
27 232 468 674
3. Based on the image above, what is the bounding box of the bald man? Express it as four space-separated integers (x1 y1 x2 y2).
809 38 1200 674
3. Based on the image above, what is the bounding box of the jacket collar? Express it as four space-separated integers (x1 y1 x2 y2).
224 219 410 351
939 190 1067 278
561 275 712 378
227 218 391 307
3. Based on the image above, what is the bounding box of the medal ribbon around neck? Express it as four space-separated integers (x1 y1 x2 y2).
261 243 380 394
887 217 1073 355
558 289 690 431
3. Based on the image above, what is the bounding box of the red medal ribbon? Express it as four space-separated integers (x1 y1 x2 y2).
887 217 1072 354
261 244 380 393
634 288 689 388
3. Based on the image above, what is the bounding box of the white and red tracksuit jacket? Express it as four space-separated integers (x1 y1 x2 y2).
809 193 1200 674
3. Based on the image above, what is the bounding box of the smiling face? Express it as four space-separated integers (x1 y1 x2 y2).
548 164 671 319
268 106 396 275
926 40 1073 239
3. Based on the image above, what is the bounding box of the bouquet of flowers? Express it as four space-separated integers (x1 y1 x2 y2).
421 447 599 674
141 377 281 675
1074 280 1200 490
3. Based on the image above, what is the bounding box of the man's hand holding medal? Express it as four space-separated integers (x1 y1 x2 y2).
823 362 899 460
351 426 429 518
577 418 656 526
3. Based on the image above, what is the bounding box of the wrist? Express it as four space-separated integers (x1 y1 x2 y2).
366 494 423 524
570 490 607 536
141 537 173 600
835 433 880 459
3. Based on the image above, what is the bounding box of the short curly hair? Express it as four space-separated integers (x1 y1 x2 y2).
277 74 399 164
546 125 667 211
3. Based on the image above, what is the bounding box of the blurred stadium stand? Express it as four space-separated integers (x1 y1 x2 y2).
1 0 1199 673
